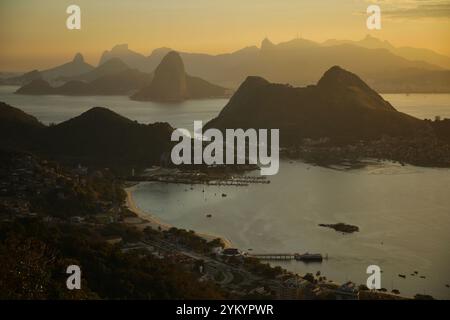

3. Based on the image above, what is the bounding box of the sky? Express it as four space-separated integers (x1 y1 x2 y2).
0 0 449 71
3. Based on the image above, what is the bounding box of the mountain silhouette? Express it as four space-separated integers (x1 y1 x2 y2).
5 70 43 86
41 53 94 82
0 102 173 168
42 107 173 166
99 44 150 71
16 67 152 96
88 69 152 95
97 39 450 92
16 79 54 95
60 57 131 82
5 38 449 92
205 66 428 144
3 54 94 85
0 102 44 149
131 51 228 102
316 66 395 111
323 35 450 70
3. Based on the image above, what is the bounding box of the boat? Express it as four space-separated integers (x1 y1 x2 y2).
295 253 323 262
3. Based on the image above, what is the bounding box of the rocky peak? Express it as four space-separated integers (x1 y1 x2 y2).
318 66 370 89
261 38 276 51
72 53 84 63
111 44 129 52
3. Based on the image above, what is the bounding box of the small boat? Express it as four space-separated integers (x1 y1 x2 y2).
206 214 212 218
398 274 406 279
295 253 323 262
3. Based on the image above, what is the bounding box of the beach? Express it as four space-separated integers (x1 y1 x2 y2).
125 185 233 248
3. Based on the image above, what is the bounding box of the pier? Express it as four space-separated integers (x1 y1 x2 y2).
126 173 270 186
249 253 325 262
249 253 295 261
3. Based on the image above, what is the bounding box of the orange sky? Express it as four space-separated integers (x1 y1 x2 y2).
1 0 449 71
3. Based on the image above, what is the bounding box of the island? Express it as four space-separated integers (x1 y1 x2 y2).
319 223 360 234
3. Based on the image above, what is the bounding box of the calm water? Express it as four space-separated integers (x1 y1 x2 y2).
1 86 449 127
133 162 450 299
0 86 228 130
1 86 450 299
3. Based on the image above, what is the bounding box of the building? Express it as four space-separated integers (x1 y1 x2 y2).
335 282 360 300
221 248 241 256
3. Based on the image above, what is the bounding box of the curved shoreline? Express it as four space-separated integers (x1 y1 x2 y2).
125 185 233 248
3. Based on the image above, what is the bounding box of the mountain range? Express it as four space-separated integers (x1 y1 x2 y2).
2 63 450 168
323 35 450 70
15 58 152 96
4 53 94 86
16 68 153 96
94 37 450 93
4 36 449 93
16 52 228 100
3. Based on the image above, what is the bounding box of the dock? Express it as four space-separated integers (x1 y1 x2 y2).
126 174 270 187
248 253 295 261
249 253 325 262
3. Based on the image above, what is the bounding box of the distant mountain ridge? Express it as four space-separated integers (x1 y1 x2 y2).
15 59 152 96
99 44 151 72
0 36 450 93
15 53 227 99
59 57 131 82
4 37 449 92
3 53 94 86
323 35 450 70
92 38 450 92
41 53 94 81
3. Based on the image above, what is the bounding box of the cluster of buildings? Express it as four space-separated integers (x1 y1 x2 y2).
0 152 120 224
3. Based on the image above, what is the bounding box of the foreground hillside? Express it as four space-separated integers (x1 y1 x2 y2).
0 149 226 299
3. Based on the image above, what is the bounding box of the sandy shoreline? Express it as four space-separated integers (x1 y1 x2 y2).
124 185 233 248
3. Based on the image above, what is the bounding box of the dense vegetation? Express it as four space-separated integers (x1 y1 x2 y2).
0 219 225 300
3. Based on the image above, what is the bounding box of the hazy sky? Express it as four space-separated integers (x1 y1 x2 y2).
1 0 449 71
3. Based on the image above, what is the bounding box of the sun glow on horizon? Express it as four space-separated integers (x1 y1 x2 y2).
1 0 449 71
